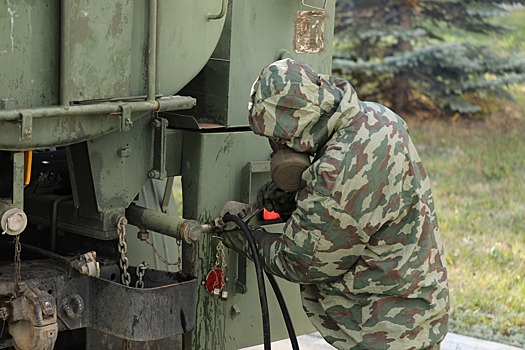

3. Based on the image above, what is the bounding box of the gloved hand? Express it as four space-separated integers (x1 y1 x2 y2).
222 227 268 258
257 181 297 216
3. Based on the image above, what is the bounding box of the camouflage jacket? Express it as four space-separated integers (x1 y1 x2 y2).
230 59 449 349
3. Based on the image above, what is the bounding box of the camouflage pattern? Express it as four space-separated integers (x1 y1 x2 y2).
231 58 449 349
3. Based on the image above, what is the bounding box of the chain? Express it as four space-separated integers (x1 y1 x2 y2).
13 234 21 294
135 262 149 288
215 241 227 286
117 216 131 287
144 238 181 268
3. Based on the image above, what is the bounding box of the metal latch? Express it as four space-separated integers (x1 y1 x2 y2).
301 0 327 10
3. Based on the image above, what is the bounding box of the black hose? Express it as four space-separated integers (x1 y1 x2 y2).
222 213 271 350
222 214 300 350
265 272 300 350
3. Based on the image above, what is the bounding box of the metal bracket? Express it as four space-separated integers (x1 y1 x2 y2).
119 103 133 131
20 112 33 141
56 266 197 341
149 117 168 180
8 282 58 350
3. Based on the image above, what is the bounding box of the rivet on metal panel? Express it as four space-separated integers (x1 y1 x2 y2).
120 104 133 131
20 112 33 141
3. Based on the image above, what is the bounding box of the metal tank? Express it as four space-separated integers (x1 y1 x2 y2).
0 0 336 349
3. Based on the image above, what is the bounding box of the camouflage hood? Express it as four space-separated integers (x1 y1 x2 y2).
248 59 363 154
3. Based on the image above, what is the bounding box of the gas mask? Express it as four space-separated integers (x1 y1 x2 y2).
269 139 311 192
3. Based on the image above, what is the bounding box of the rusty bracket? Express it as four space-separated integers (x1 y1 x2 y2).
7 282 58 350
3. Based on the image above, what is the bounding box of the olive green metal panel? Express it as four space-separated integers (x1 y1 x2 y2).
181 131 315 350
0 1 60 110
64 0 227 101
177 0 335 128
156 0 227 96
65 0 135 101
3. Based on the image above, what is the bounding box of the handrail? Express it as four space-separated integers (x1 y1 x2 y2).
207 0 227 20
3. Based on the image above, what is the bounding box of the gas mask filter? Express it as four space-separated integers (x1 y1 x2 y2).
269 139 311 192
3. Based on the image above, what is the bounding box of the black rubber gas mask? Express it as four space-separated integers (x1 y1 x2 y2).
269 139 311 192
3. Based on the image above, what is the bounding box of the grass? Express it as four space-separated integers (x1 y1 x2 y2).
414 8 525 346
408 106 525 347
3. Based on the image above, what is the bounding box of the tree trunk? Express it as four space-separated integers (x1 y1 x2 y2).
392 2 415 112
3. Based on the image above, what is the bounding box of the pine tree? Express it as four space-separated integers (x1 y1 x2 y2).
333 1 525 116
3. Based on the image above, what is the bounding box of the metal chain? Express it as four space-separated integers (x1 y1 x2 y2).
135 262 149 288
215 241 227 286
117 216 131 287
13 234 21 293
144 238 180 267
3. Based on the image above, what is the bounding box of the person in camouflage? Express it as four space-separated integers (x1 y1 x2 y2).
224 58 449 349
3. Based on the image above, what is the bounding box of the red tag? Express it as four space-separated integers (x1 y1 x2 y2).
263 209 280 221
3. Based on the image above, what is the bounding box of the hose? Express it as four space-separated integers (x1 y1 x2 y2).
265 272 300 350
222 214 300 350
222 213 271 350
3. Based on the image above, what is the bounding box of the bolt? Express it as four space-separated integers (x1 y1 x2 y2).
137 229 149 241
148 170 160 178
150 119 162 128
44 301 51 308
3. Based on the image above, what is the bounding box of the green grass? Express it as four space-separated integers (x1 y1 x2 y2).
410 117 525 347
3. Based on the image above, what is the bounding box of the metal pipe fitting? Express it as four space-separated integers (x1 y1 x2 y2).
125 204 207 244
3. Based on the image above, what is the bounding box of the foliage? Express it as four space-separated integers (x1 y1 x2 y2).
333 1 525 116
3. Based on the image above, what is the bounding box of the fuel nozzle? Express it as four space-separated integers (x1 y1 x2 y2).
212 201 261 233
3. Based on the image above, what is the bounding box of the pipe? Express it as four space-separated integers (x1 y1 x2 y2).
50 195 73 252
60 0 71 106
126 204 186 239
147 0 158 102
126 204 210 244
21 243 70 264
0 96 196 122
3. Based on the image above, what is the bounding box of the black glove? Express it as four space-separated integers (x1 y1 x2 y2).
222 228 268 258
257 181 297 217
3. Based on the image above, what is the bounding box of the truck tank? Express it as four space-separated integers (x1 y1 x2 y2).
0 0 335 349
